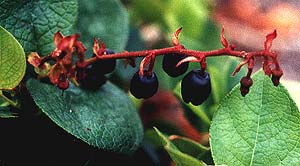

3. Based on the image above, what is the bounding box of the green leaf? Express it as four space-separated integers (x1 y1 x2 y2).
76 0 129 54
130 0 212 50
0 26 26 90
210 71 300 165
26 79 143 154
163 0 210 42
170 135 210 160
154 127 207 166
0 0 78 55
0 97 9 107
0 106 17 118
0 92 18 118
129 0 167 25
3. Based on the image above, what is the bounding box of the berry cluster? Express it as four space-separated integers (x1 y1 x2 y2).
28 27 283 106
129 52 211 106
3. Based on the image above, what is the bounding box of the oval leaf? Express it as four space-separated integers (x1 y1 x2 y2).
164 0 210 42
154 127 207 166
0 91 18 118
0 106 17 118
169 135 210 159
26 79 143 154
76 0 129 53
0 26 26 90
210 71 300 165
0 0 78 55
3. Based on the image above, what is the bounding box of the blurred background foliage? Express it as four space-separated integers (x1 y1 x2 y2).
116 0 247 165
117 0 300 164
121 0 246 140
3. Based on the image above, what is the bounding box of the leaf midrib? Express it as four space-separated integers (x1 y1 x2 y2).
249 75 264 166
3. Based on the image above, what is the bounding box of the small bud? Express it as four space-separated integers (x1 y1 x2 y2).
271 69 283 86
229 44 236 50
240 76 253 88
240 87 250 97
240 76 253 96
58 73 69 90
58 79 69 90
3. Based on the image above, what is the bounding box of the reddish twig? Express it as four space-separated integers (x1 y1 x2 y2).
27 26 283 96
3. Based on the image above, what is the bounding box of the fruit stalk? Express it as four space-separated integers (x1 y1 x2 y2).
28 26 282 102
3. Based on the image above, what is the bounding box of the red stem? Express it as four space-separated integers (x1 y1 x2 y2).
83 45 277 68
147 54 156 76
32 28 283 93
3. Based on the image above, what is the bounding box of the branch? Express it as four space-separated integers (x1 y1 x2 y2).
28 27 283 96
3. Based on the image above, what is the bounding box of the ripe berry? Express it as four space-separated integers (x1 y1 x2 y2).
93 48 116 74
77 49 115 90
162 53 189 77
130 70 159 99
181 70 211 106
78 66 107 90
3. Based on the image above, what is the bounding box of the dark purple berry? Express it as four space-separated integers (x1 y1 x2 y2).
77 50 114 90
93 48 116 74
181 70 211 106
78 66 107 90
130 70 159 99
162 53 189 77
105 49 114 55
